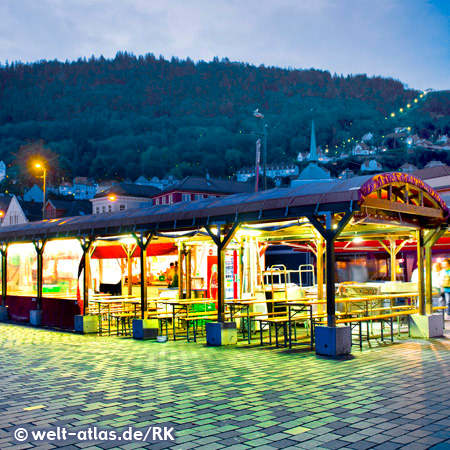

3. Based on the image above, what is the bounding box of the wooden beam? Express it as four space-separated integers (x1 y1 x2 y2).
1 244 7 307
416 229 425 315
363 197 443 218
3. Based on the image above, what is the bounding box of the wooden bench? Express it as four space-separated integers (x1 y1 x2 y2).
255 314 314 349
314 309 418 349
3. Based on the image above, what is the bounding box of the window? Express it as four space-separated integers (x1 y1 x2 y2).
169 194 173 204
108 205 112 212
155 198 159 205
195 194 203 200
102 206 106 213
162 197 166 205
182 194 190 202
119 204 126 211
95 207 100 214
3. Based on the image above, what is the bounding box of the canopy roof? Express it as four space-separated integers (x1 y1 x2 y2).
0 173 447 243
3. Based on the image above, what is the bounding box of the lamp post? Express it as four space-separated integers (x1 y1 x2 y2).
253 109 267 190
34 162 46 220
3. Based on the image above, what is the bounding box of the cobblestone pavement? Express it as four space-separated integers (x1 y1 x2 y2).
0 323 449 450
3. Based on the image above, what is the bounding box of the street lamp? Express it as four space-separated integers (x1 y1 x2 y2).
34 162 47 220
253 109 268 190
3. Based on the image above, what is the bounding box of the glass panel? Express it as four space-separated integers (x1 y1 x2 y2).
7 243 37 296
42 240 83 297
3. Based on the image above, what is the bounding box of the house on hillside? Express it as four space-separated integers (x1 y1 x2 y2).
361 159 382 173
91 183 160 214
361 133 373 143
147 175 178 190
58 181 74 196
425 160 446 169
237 164 299 184
399 163 417 174
0 194 12 224
153 176 254 206
73 177 97 199
23 184 44 202
339 168 355 180
351 143 370 156
135 176 152 186
96 179 118 195
0 161 6 182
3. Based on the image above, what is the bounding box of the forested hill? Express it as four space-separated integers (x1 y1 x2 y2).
0 52 448 184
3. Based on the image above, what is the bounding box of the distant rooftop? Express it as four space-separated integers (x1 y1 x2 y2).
95 182 161 199
413 164 450 180
158 176 254 195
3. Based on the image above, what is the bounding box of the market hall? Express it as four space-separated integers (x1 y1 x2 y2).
0 172 448 356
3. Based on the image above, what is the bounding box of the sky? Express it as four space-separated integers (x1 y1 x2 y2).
1 0 449 91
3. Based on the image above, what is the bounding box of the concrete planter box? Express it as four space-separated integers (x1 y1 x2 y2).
30 309 42 326
0 305 8 321
132 318 158 340
206 322 237 346
315 326 351 356
75 315 99 334
410 314 443 338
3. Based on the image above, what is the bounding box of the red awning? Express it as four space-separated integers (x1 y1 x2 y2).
91 243 177 259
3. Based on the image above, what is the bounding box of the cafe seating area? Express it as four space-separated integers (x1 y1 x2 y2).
84 288 442 351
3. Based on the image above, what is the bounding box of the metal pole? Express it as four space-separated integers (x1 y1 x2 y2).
127 252 133 297
42 169 46 220
140 247 147 319
425 245 433 315
83 246 91 316
217 246 225 323
263 119 267 190
1 246 7 307
416 229 425 315
325 238 336 327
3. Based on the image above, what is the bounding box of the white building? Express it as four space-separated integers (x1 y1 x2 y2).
91 183 160 214
352 143 370 156
0 161 6 182
236 164 299 182
2 196 28 226
361 159 383 172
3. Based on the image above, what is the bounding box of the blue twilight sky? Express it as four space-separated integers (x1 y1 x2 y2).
1 0 449 91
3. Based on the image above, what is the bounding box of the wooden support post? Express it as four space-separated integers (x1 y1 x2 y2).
33 240 46 311
1 244 7 307
239 239 244 298
140 246 147 317
186 246 192 299
317 237 324 301
307 211 353 328
178 245 184 300
423 227 446 315
133 232 153 319
316 237 324 314
389 238 396 282
425 245 433 315
78 237 94 316
325 237 336 327
416 229 425 315
206 222 240 323
127 253 133 296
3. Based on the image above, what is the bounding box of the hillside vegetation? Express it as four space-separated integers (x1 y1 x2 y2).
0 52 448 185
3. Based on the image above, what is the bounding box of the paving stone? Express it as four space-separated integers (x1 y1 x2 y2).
0 323 450 450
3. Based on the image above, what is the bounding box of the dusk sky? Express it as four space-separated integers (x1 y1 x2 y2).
1 0 449 91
